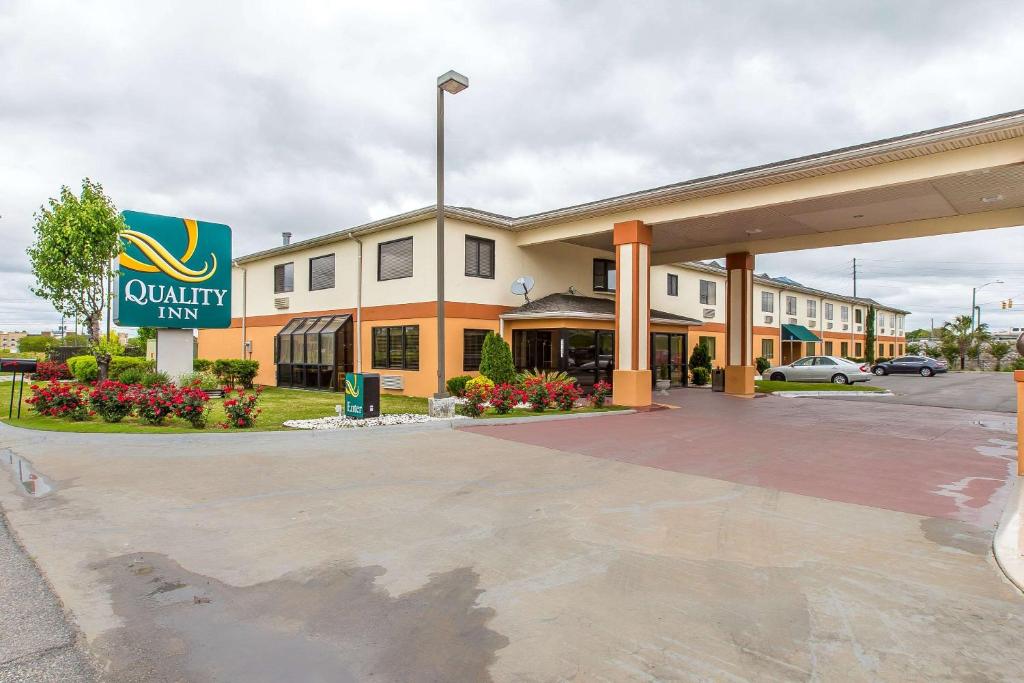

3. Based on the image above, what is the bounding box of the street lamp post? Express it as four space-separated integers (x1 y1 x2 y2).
435 70 469 398
971 280 1003 330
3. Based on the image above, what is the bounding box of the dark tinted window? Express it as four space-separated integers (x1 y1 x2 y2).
667 273 678 296
309 254 335 291
463 329 488 371
465 236 495 278
593 259 616 292
378 237 413 281
274 262 294 293
372 325 419 370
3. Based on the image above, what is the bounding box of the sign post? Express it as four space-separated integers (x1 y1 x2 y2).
344 373 380 419
115 211 231 381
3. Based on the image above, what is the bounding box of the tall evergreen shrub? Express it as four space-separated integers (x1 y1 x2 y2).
478 332 516 384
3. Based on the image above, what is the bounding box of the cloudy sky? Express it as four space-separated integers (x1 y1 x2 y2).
3 0 1024 334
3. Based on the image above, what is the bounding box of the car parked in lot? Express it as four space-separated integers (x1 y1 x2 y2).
762 356 874 384
871 355 948 377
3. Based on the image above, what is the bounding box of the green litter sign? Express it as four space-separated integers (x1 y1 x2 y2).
115 210 232 329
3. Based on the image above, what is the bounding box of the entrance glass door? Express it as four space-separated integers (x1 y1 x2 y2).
651 332 688 387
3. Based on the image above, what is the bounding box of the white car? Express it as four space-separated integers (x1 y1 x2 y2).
763 356 874 384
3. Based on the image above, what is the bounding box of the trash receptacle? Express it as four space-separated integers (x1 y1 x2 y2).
711 368 725 392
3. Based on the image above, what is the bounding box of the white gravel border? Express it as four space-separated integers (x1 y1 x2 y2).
283 413 466 430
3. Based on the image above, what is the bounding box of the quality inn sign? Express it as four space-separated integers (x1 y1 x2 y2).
115 210 232 329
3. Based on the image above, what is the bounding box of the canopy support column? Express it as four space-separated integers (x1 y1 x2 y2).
725 251 755 396
612 220 652 408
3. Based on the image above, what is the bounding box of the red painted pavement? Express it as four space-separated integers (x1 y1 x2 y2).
461 391 1018 529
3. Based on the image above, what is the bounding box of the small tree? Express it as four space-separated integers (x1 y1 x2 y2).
17 335 57 353
988 340 1013 371
939 340 960 369
865 304 877 365
478 332 516 384
942 315 984 370
689 340 712 373
27 179 125 379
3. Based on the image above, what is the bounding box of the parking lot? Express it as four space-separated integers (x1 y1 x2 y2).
828 371 1018 412
0 387 1021 681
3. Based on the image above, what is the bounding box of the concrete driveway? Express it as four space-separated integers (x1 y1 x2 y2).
824 371 1017 412
0 392 1022 681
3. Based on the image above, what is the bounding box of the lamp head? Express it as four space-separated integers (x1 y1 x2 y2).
438 70 469 94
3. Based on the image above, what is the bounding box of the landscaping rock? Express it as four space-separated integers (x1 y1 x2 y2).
283 413 461 430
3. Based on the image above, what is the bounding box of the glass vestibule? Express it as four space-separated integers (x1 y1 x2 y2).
274 314 353 390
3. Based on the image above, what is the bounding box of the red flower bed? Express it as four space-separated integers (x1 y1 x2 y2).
220 386 263 428
89 380 137 423
489 383 526 415
590 380 612 407
550 380 582 411
26 382 89 420
33 361 71 381
173 383 211 428
134 385 179 425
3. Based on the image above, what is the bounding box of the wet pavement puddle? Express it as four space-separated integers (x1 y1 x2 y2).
1 449 53 497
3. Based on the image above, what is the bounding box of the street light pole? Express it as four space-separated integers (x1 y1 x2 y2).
972 280 1003 331
434 70 469 398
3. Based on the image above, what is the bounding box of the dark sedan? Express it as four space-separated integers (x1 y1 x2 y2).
871 355 948 377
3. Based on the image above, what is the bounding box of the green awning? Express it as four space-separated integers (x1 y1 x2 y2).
781 323 821 342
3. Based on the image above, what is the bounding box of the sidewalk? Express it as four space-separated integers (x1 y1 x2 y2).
995 477 1024 593
0 512 94 682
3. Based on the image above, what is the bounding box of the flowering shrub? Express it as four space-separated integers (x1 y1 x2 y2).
489 383 526 415
221 386 263 428
89 381 136 423
465 375 495 394
457 383 490 418
550 380 582 411
26 382 89 420
591 380 612 407
34 361 71 381
526 381 551 412
173 383 211 428
135 385 178 425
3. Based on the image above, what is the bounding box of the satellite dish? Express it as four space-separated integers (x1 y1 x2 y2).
511 275 535 303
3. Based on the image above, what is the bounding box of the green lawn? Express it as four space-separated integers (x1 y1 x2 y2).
0 383 427 434
755 380 883 394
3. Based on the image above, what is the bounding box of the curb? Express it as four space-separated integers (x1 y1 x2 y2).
771 391 892 398
994 476 1024 594
462 409 637 427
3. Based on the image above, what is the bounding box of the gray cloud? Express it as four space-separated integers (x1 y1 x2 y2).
2 0 1024 332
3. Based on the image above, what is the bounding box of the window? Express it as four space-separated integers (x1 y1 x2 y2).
805 341 816 356
786 296 797 315
371 325 419 369
593 259 616 292
667 273 678 297
378 237 414 281
841 306 849 322
840 341 849 357
824 341 833 355
761 291 774 313
898 343 904 354
761 338 774 359
878 343 884 357
465 236 495 279
463 329 488 371
274 262 294 293
855 342 862 356
698 335 716 360
824 303 834 320
699 280 716 305
807 300 817 318
889 343 895 357
308 254 335 291
855 309 863 324
792 357 815 367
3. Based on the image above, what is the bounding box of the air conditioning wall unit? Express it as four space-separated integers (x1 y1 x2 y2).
827 322 834 329
274 297 290 310
788 318 798 325
381 375 404 390
702 308 715 319
808 320 816 328
842 324 849 331
764 315 773 324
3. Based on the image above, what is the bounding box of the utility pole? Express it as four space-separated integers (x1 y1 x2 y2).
852 258 857 297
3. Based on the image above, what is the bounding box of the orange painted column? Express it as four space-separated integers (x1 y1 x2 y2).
1015 370 1024 476
612 220 653 408
725 251 756 396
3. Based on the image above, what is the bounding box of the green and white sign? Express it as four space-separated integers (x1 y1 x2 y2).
115 210 232 328
344 373 380 419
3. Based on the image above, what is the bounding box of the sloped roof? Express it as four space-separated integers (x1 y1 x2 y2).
501 293 702 326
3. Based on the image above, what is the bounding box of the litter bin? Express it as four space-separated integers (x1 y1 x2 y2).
711 368 725 392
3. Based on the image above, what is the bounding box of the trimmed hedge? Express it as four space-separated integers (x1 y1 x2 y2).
212 359 260 388
109 357 153 380
67 355 98 383
446 375 471 397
